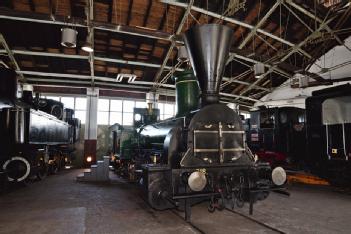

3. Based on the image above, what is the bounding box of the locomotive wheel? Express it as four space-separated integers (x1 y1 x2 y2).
51 163 59 174
217 198 225 211
208 203 215 213
36 160 48 180
48 160 59 174
2 157 31 183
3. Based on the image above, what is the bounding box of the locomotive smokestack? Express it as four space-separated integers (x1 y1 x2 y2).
183 24 234 106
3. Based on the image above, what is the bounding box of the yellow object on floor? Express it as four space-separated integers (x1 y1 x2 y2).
287 172 330 186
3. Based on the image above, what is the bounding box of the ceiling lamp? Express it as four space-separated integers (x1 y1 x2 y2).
254 62 265 79
177 46 189 62
82 41 94 53
61 28 77 48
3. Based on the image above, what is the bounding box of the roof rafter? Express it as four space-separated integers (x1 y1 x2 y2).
152 0 195 89
161 0 311 59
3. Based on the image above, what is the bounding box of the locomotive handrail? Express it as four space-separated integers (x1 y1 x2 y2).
194 130 245 134
194 148 245 152
146 116 186 128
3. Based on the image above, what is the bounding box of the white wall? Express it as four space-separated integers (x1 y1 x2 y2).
309 36 351 80
255 36 351 109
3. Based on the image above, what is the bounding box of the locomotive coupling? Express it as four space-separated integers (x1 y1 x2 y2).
188 170 207 191
271 167 287 186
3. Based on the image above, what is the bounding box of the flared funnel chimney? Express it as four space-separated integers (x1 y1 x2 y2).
183 24 233 105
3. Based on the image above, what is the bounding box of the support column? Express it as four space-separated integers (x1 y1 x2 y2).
84 88 99 166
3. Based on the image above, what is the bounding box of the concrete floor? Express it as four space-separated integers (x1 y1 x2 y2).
0 169 350 234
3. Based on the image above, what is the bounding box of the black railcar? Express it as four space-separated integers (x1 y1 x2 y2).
0 68 80 184
306 84 351 185
245 84 351 186
246 107 306 167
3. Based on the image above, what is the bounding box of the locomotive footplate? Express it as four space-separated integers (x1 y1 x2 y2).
142 163 285 221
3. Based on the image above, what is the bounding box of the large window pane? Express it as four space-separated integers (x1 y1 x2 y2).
75 98 87 110
75 110 86 124
46 96 60 101
98 99 110 111
123 100 135 112
158 103 164 115
164 104 174 115
61 97 74 109
110 112 122 125
97 111 109 125
135 101 147 108
123 112 133 125
110 99 122 111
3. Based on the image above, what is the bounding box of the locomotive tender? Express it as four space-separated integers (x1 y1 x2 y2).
112 24 287 221
0 68 80 184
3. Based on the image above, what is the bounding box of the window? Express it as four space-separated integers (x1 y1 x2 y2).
98 99 109 111
75 111 86 124
96 98 147 126
158 103 164 119
97 111 109 125
110 112 122 125
122 100 135 126
110 100 122 112
61 97 75 109
42 95 87 124
240 112 251 120
97 99 110 125
123 100 135 112
123 112 134 126
43 95 174 126
46 96 60 101
260 111 275 128
158 103 176 120
75 97 87 124
75 98 87 109
136 101 147 108
110 99 123 125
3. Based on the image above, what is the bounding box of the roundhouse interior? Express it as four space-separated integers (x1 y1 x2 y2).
1 0 351 233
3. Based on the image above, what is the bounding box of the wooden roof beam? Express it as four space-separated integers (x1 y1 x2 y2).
152 0 195 89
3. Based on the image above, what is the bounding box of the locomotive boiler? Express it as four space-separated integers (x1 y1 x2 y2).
111 24 287 221
0 68 80 184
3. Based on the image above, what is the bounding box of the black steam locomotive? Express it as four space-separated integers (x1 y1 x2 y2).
246 84 351 186
246 107 306 167
111 24 286 221
0 68 80 185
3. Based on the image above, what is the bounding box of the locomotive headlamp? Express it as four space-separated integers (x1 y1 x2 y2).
86 156 92 163
271 167 287 186
188 171 207 191
134 113 142 121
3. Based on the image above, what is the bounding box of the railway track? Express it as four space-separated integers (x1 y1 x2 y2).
170 204 286 234
112 173 286 233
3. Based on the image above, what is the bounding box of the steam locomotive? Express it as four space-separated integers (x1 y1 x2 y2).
0 68 80 185
111 24 286 221
246 84 351 186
